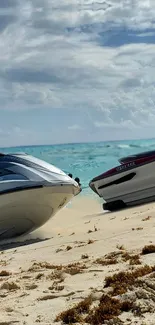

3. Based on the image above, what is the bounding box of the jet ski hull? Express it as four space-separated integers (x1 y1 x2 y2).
0 184 78 239
0 152 80 238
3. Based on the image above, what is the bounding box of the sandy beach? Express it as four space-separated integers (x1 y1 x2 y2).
0 196 155 325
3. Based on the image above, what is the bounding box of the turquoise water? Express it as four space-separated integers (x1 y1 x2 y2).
1 138 155 196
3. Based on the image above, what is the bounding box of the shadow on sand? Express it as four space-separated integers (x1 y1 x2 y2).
84 201 154 220
0 236 51 251
83 211 110 219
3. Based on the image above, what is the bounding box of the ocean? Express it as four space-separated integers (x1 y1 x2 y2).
1 138 155 196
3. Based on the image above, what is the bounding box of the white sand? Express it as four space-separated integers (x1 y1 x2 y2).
0 196 155 324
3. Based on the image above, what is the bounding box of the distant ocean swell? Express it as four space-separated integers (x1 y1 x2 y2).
100 142 155 149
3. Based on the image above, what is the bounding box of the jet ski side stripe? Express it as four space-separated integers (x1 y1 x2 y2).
0 185 43 195
98 172 136 190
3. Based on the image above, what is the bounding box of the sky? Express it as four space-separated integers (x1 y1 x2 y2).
1 0 155 147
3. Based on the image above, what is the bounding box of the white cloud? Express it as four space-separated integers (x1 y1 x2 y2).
0 0 155 140
68 124 82 130
94 119 137 129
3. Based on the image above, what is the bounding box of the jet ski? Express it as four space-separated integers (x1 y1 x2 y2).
0 152 80 239
89 150 155 211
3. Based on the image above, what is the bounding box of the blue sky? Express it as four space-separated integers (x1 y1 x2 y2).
1 0 155 147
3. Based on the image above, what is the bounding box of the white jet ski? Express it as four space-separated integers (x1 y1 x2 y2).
0 152 80 239
89 150 155 211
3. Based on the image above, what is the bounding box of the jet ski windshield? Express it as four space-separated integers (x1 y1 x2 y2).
119 150 155 164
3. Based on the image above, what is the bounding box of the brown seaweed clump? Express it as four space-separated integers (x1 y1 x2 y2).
85 294 133 325
121 252 141 265
104 265 155 296
55 293 133 324
142 245 155 255
55 295 92 324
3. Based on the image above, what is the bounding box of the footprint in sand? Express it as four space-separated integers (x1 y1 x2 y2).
66 245 72 251
21 274 32 279
38 291 75 301
0 270 11 276
1 281 20 291
55 248 63 253
25 283 38 290
5 307 14 313
69 232 75 236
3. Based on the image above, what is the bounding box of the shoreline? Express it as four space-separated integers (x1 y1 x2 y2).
0 196 155 324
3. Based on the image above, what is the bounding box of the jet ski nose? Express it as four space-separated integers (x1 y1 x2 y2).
73 183 81 195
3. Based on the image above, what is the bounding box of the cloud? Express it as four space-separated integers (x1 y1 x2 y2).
68 124 82 130
94 119 137 129
0 0 19 8
0 0 155 145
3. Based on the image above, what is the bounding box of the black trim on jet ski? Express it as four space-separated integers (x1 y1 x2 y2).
0 184 43 195
98 172 136 190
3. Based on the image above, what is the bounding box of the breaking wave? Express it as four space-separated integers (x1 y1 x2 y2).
103 142 155 150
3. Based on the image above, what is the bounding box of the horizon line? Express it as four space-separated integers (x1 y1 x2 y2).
0 136 155 150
